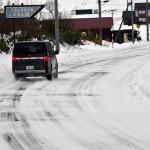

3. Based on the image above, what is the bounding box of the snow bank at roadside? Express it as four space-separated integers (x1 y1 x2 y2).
0 53 11 73
0 53 15 87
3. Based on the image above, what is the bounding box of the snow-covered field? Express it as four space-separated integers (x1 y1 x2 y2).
0 40 150 150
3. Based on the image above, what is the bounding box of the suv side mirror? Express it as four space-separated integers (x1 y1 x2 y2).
54 51 59 55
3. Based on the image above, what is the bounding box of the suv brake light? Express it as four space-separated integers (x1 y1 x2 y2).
12 56 16 64
43 56 48 63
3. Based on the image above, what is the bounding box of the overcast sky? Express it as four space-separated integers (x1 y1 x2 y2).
2 0 126 12
2 0 146 12
2 0 99 10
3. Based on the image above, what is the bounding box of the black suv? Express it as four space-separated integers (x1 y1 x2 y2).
12 41 58 80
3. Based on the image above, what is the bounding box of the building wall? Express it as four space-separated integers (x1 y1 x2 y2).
112 30 133 44
61 17 113 30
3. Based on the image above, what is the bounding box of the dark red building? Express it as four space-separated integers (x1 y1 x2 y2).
62 17 112 30
61 17 113 41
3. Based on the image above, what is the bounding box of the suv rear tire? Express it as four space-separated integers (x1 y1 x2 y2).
14 73 20 80
46 65 52 80
54 63 58 78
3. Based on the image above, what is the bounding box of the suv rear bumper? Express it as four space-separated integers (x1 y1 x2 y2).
15 70 45 74
14 69 47 77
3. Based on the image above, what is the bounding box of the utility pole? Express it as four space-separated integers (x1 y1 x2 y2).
54 0 60 53
130 0 134 44
12 3 16 44
98 0 102 46
115 3 129 43
146 0 149 41
110 10 115 48
21 3 24 41
98 0 109 46
13 19 16 44
22 18 24 40
115 0 134 43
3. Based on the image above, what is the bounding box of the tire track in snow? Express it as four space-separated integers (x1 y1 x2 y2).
46 48 150 149
1 44 149 150
59 45 150 75
22 45 150 150
3 132 26 150
0 80 49 150
65 61 149 150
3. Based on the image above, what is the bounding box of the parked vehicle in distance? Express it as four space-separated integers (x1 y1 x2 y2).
12 41 59 80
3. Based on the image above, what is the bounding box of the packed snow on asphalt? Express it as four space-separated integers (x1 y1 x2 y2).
0 41 150 150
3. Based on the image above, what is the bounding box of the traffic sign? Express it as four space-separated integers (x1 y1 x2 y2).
5 5 44 19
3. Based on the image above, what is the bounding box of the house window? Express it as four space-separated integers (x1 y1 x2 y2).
139 18 146 22
135 11 138 17
76 9 93 15
139 10 146 14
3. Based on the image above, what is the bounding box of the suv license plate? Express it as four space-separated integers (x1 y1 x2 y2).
26 66 34 70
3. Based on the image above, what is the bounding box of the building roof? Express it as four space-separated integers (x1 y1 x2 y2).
70 13 111 19
135 3 150 10
112 25 138 31
112 25 132 31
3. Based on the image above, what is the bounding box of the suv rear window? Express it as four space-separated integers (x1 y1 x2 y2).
13 42 47 57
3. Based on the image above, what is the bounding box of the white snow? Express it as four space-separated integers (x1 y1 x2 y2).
1 0 150 149
0 40 150 149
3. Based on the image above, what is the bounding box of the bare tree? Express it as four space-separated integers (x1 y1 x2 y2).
45 0 71 19
45 0 55 19
0 0 3 13
6 0 11 6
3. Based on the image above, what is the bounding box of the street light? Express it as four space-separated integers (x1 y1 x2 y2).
98 0 109 46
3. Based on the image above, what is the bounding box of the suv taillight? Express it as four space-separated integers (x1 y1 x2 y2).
44 56 48 63
12 56 16 64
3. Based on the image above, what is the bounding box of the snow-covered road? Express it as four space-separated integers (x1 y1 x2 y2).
0 43 150 150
